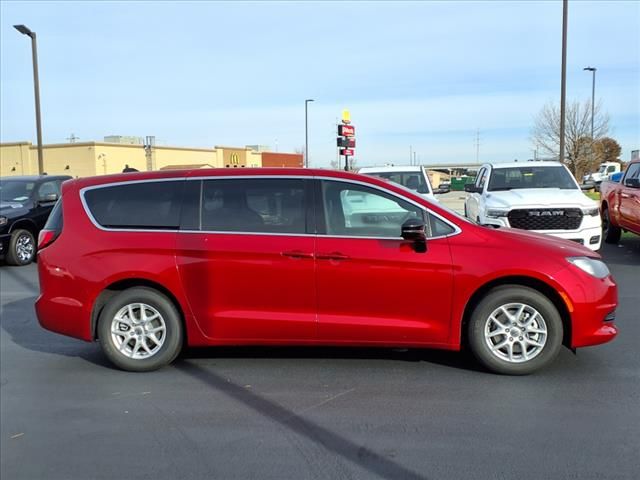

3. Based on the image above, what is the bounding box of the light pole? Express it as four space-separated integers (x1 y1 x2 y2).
583 66 597 163
304 99 314 168
559 0 568 163
14 25 44 175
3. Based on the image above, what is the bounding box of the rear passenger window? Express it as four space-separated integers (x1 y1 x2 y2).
201 179 306 234
84 181 182 229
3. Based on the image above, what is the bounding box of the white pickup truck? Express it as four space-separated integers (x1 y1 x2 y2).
464 162 602 250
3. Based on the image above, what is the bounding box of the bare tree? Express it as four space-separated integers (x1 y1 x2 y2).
531 100 609 180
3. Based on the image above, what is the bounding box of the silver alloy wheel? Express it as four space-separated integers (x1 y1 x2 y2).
16 234 34 262
110 303 166 360
484 303 548 363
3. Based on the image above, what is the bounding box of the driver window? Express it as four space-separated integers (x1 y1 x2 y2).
321 181 423 238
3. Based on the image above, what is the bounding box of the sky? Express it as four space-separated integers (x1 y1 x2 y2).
1 0 639 167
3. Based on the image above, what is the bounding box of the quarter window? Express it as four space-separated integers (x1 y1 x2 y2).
201 179 307 234
84 181 182 229
321 181 423 238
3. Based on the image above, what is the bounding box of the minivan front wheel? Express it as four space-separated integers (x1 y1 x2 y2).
468 286 562 375
98 287 183 371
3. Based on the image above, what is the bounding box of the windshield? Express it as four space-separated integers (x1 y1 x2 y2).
367 171 431 194
487 166 577 191
0 180 35 202
598 165 607 173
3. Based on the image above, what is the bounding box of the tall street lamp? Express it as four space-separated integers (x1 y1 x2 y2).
584 66 597 164
558 0 568 164
305 99 314 168
14 24 44 175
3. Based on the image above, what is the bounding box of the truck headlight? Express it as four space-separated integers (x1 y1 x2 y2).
486 209 509 218
567 257 610 279
581 207 599 217
0 216 7 226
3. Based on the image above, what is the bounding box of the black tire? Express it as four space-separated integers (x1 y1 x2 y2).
464 204 468 218
602 207 621 244
5 229 36 266
467 286 563 375
97 287 183 372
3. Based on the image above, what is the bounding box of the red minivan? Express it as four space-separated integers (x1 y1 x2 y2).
35 169 618 374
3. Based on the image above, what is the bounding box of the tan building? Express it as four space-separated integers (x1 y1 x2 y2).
1 141 301 178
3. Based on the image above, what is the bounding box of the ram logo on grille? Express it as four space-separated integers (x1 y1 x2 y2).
528 210 564 216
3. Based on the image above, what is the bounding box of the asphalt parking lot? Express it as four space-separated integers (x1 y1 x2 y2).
1 236 639 480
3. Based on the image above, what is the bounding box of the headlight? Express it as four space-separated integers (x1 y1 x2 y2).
567 257 610 279
486 209 509 218
581 207 599 217
0 216 7 226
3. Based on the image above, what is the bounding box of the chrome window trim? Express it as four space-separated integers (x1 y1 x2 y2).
78 174 462 239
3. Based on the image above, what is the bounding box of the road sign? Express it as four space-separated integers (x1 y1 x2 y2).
340 148 354 157
338 124 355 137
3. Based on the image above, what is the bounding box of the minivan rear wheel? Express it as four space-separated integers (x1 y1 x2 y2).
467 286 562 375
98 287 183 372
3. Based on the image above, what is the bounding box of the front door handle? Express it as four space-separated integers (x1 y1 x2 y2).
316 252 349 261
281 250 314 259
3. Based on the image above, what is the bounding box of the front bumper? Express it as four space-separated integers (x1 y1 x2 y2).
481 218 602 250
0 233 10 255
555 267 618 349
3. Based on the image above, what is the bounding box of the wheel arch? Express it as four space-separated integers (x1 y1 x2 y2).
9 218 38 236
460 275 572 349
91 278 187 343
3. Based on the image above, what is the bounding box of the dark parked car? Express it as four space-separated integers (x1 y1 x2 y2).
0 175 71 265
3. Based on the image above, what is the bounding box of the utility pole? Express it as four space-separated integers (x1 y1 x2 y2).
475 129 481 164
583 66 597 165
409 145 413 165
559 0 568 163
304 99 314 168
144 136 155 171
14 25 44 174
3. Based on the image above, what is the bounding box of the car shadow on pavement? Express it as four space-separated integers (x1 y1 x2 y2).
0 295 114 369
1 294 484 373
175 360 429 480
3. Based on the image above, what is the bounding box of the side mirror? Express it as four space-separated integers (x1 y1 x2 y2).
464 184 481 193
38 193 58 204
624 178 640 188
401 218 427 253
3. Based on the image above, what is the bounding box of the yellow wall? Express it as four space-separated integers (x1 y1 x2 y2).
1 142 275 178
42 144 97 178
0 143 35 177
92 144 147 174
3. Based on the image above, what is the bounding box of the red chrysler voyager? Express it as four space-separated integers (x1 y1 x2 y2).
35 169 618 374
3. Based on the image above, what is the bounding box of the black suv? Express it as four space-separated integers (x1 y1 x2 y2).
0 175 71 265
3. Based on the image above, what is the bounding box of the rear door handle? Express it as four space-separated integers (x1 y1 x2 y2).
316 252 349 261
281 250 314 259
